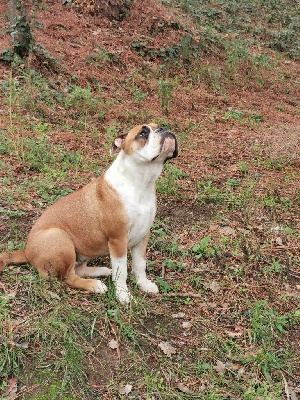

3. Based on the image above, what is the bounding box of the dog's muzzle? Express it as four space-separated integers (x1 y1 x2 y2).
156 127 178 161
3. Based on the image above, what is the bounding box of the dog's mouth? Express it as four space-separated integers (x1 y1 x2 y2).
151 128 178 162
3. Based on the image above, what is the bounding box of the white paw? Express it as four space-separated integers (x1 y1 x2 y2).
138 279 159 294
91 280 108 294
116 286 132 305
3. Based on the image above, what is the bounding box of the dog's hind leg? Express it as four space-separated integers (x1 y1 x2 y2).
63 269 108 293
75 262 112 278
25 228 108 294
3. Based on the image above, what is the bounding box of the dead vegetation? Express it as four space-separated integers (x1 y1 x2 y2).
0 0 299 399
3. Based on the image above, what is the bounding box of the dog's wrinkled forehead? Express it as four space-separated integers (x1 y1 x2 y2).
111 123 177 160
127 123 158 140
111 124 157 155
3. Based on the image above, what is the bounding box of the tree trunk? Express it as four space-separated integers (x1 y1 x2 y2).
9 0 33 57
9 0 18 48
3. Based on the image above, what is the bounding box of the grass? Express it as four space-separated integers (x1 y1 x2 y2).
0 0 299 398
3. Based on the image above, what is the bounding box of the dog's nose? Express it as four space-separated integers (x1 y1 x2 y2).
157 126 176 140
156 126 166 134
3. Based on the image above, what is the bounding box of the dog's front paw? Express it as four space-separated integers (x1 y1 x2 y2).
116 286 132 305
91 280 108 294
138 279 159 294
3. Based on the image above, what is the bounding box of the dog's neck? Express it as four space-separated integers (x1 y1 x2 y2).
105 150 163 198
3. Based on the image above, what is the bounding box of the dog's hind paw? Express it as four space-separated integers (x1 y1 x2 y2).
91 280 108 294
116 287 132 305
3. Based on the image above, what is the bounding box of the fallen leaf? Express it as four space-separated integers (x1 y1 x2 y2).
10 318 27 327
158 341 177 357
92 28 102 36
108 339 118 350
175 382 192 394
225 361 241 371
118 384 132 395
220 226 236 236
214 360 226 375
207 302 217 308
226 330 243 338
208 224 219 232
172 312 185 318
0 291 17 301
3 377 18 399
203 281 221 293
15 342 28 349
46 290 61 300
275 236 283 246
182 321 192 329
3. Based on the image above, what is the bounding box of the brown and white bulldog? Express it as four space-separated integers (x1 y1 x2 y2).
0 124 178 304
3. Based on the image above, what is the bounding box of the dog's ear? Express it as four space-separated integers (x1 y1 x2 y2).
110 133 127 156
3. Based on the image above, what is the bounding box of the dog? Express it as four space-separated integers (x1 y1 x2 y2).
0 124 178 304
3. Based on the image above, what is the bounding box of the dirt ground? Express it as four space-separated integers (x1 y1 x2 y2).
0 1 299 399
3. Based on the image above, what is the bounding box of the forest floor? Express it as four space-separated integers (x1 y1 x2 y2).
0 1 299 399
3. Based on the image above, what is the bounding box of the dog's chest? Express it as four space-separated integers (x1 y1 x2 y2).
125 195 156 247
104 162 158 247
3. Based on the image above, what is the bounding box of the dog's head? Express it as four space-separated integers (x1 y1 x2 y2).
111 123 178 164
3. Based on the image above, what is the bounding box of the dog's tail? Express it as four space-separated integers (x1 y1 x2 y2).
0 250 28 273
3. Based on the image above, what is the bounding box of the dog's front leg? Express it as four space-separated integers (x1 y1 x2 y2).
131 234 159 294
109 238 131 305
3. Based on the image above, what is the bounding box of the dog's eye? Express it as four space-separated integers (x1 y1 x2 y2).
137 127 150 139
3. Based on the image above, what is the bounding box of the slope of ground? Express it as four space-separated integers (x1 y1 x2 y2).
0 1 299 399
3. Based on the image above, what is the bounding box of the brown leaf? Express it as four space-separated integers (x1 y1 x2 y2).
3 377 18 399
158 341 177 357
118 384 132 395
208 225 219 232
214 360 226 375
182 321 192 329
176 382 192 394
1 291 17 302
108 339 118 350
46 290 61 300
225 361 241 371
172 312 185 318
226 330 243 338
203 281 221 293
220 226 236 236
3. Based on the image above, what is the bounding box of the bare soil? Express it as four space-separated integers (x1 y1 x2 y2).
0 1 299 399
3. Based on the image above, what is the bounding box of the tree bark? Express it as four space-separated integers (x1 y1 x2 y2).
9 0 33 57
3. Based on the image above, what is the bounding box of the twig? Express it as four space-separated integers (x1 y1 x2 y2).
15 384 39 399
282 372 297 400
289 272 300 279
159 292 204 298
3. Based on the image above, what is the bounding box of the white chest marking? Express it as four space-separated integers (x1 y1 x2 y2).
126 198 156 248
105 153 160 248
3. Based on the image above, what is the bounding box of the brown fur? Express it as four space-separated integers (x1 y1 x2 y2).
0 175 129 292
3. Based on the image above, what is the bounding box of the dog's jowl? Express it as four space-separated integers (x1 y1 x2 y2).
0 124 178 304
